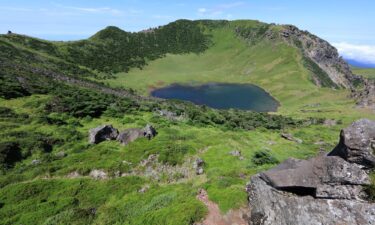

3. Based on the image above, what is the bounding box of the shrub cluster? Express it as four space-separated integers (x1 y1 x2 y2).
251 150 279 166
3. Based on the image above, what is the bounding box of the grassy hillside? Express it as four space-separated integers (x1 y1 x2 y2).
352 67 375 79
0 19 374 225
104 22 370 119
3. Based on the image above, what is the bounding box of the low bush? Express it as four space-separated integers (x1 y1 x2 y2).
251 150 279 166
0 142 23 169
0 74 30 99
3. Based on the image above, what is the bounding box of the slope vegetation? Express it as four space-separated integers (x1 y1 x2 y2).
0 19 374 225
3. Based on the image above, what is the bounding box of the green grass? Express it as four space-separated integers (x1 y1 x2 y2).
352 67 375 79
1 20 375 224
0 93 354 222
103 26 372 121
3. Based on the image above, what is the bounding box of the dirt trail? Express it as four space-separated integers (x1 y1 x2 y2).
196 189 249 225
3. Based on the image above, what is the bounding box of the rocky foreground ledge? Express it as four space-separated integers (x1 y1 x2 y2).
247 119 375 225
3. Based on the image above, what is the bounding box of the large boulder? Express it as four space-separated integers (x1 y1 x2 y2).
247 119 375 225
328 119 375 168
259 156 369 199
144 124 157 140
89 125 119 144
117 124 157 145
247 175 375 225
117 128 144 145
261 156 369 189
193 158 205 175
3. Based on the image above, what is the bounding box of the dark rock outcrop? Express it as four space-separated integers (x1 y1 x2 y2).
328 118 375 168
89 125 119 144
144 124 157 140
247 119 375 225
351 79 375 111
194 158 205 175
279 25 355 89
89 124 157 145
247 175 375 225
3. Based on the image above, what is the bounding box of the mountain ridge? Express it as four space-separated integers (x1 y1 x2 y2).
1 19 374 225
1 19 355 89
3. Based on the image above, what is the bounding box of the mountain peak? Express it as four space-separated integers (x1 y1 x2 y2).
90 26 128 41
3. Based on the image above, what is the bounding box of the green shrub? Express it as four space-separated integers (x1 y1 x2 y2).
0 73 30 99
159 144 190 166
0 142 23 169
251 150 279 166
365 172 375 202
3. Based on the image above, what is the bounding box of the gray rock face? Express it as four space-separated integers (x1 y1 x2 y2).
144 124 157 140
156 110 184 121
89 125 119 144
117 128 144 145
248 119 375 225
328 119 375 168
260 156 369 199
89 169 108 180
261 156 369 187
229 150 242 157
55 151 66 158
194 158 205 175
351 77 375 111
279 25 355 89
248 175 375 225
31 159 41 165
117 124 157 145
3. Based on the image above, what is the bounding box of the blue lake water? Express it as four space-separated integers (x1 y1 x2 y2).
151 83 279 112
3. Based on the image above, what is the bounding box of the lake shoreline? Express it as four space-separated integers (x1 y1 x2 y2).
150 82 280 112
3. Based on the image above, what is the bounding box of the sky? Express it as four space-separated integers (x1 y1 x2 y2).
0 0 374 64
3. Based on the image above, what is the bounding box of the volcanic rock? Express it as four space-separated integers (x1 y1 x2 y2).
247 119 375 225
328 118 375 168
89 125 118 144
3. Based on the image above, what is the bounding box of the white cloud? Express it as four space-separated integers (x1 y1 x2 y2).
218 2 245 9
197 1 245 18
332 42 375 64
198 8 207 13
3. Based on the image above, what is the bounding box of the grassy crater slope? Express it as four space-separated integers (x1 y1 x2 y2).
0 19 374 225
352 67 375 80
104 21 370 118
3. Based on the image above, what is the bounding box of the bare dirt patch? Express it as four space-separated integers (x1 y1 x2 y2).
196 189 249 225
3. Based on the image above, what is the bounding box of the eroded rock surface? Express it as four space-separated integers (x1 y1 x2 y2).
248 119 375 225
117 124 157 145
89 124 157 145
328 118 375 168
351 79 375 111
194 158 205 175
260 156 369 199
89 125 119 144
279 25 355 89
247 175 375 225
117 128 144 145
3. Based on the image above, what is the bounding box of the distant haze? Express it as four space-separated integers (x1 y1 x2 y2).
345 59 375 68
